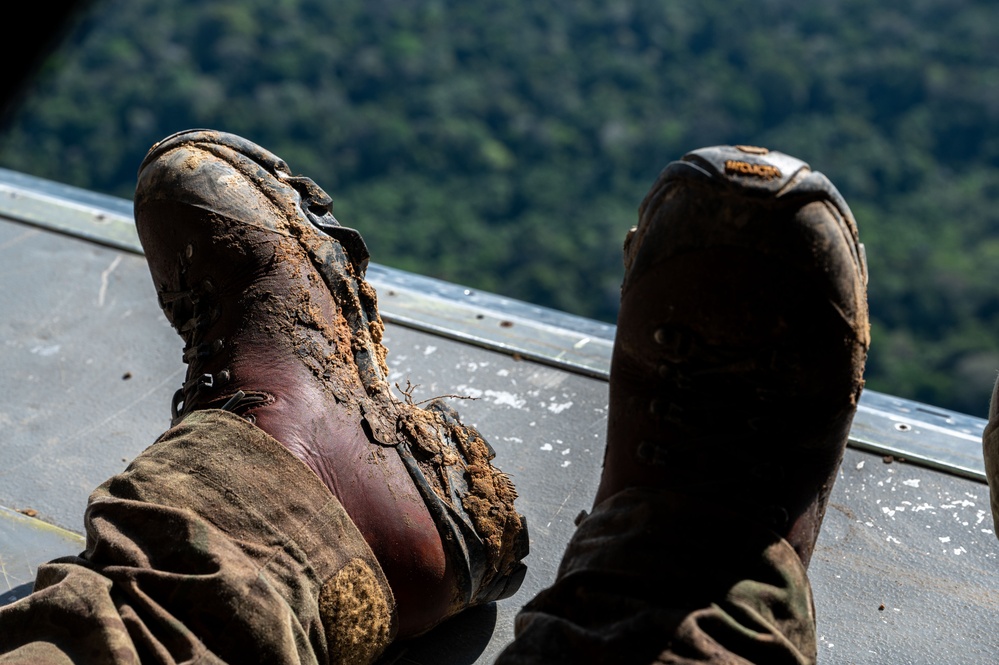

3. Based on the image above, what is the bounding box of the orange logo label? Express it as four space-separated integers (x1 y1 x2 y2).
724 160 781 180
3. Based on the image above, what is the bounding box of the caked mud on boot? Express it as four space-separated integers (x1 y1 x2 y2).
134 129 528 636
596 145 870 567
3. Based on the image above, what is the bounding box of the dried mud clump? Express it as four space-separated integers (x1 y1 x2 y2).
401 402 524 594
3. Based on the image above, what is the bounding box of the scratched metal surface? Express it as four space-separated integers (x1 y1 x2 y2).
1 217 998 663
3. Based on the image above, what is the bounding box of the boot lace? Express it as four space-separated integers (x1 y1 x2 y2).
157 250 227 423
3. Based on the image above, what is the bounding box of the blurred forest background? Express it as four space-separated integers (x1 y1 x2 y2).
2 0 999 416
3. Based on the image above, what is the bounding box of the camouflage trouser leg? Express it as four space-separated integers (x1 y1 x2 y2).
982 377 999 539
0 410 395 665
496 488 816 665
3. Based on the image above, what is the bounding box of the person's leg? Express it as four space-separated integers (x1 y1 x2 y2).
0 411 393 665
982 379 999 537
500 490 815 665
0 130 529 663
132 130 527 637
498 145 870 664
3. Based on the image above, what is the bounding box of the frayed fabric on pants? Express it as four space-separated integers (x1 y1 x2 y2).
0 413 815 664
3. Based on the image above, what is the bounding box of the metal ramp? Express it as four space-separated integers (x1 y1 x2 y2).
1 169 996 663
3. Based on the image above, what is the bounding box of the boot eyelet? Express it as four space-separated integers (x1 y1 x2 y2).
636 440 669 466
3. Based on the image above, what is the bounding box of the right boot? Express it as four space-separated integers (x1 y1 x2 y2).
134 129 528 637
595 145 870 567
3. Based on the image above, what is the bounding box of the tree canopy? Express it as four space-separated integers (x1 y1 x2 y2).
4 0 999 415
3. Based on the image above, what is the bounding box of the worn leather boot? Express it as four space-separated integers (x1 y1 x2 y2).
134 130 528 637
595 145 870 566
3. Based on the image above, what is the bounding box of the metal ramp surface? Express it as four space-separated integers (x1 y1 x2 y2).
0 169 996 663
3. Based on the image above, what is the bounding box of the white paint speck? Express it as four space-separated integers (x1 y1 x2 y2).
497 369 510 377
561 460 571 468
561 449 571 455
540 443 553 452
456 385 525 409
886 536 901 544
423 345 437 356
939 536 951 543
548 401 573 414
856 460 865 470
953 547 967 556
902 479 920 488
488 391 526 408
30 345 60 357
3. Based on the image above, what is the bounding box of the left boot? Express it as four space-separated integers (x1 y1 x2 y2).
134 129 528 637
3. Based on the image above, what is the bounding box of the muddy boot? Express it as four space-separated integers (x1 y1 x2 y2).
595 145 870 566
133 129 528 637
